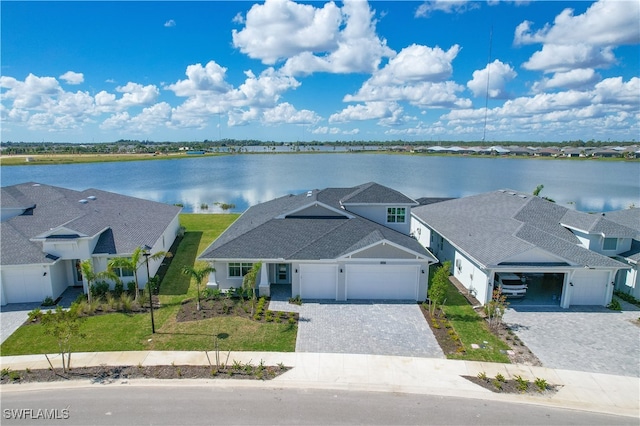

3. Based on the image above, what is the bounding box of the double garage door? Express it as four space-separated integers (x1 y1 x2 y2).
299 264 419 301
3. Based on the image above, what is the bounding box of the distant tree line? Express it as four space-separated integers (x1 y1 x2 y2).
0 138 637 156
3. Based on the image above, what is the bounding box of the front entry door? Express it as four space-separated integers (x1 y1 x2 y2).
275 264 290 284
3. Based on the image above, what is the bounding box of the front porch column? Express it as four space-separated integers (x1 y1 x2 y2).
258 263 270 297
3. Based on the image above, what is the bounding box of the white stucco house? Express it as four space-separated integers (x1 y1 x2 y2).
411 190 633 308
0 182 181 305
199 183 437 301
603 208 640 299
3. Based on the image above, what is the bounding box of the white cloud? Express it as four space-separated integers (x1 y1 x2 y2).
101 102 171 133
467 59 517 98
166 61 231 97
232 0 342 65
329 101 407 127
234 0 393 75
262 102 321 125
515 0 640 73
532 68 601 92
164 19 176 28
59 71 84 85
415 1 480 18
369 44 460 85
115 82 160 108
0 74 61 109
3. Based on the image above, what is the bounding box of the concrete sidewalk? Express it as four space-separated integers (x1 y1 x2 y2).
2 351 638 418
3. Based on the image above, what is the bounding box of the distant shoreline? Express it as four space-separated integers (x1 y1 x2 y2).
0 151 637 166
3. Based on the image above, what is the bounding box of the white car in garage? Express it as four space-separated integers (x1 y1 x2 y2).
495 273 528 297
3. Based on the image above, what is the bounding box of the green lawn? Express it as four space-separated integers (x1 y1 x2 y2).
0 213 298 356
441 282 510 363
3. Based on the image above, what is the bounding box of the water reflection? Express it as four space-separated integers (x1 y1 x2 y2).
1 154 638 213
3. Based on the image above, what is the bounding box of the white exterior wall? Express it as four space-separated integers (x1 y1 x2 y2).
410 217 432 250
345 205 412 235
616 264 640 299
48 260 69 299
453 253 490 303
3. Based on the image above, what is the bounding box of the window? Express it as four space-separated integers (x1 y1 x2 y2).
603 238 617 251
228 262 253 277
386 207 406 223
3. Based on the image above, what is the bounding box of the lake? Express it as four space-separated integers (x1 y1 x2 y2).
1 154 638 213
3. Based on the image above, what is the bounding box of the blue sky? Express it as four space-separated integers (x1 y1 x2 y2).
1 0 638 144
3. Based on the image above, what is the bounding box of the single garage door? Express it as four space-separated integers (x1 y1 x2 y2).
299 264 337 299
571 270 608 305
2 268 45 303
346 264 419 300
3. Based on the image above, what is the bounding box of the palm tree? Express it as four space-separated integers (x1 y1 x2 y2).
79 259 119 303
182 262 216 311
108 246 171 301
242 262 262 316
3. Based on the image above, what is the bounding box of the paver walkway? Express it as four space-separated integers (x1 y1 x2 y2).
503 302 640 377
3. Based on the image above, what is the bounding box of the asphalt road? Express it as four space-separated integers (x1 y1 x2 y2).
1 385 635 426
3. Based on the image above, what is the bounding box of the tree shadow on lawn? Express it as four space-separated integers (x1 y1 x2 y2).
159 231 203 295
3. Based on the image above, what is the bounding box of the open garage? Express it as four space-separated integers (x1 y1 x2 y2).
497 272 565 307
346 264 419 300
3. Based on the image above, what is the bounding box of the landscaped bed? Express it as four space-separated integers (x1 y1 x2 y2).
0 362 290 384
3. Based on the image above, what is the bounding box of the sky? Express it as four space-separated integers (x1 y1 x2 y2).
1 0 639 144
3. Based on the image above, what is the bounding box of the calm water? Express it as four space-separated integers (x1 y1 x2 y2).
1 154 638 213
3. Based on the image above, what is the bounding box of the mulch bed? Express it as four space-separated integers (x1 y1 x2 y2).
463 375 561 395
1 364 290 385
419 303 465 356
176 297 298 324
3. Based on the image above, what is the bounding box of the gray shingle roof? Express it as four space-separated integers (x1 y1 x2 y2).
602 208 640 262
199 183 433 262
412 190 628 269
339 182 418 205
1 182 181 265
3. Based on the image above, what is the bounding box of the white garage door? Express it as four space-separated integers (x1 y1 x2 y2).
346 264 419 300
299 264 337 299
2 268 45 303
571 270 608 305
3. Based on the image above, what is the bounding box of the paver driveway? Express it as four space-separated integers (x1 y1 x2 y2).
270 292 443 358
503 302 640 377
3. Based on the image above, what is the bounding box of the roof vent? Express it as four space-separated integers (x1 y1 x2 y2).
518 194 527 199
32 183 41 187
306 191 313 197
87 195 96 200
508 191 516 196
79 199 88 204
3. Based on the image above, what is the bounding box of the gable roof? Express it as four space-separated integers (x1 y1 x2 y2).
412 189 627 269
602 208 640 262
1 182 181 265
339 182 418 205
199 183 433 262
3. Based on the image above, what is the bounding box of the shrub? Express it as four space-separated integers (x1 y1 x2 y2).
91 281 110 300
27 308 43 323
495 373 506 383
607 299 622 311
477 371 488 381
127 281 136 295
113 281 124 297
42 296 56 306
534 378 549 392
120 294 133 312
288 317 296 325
515 375 529 392
289 295 302 305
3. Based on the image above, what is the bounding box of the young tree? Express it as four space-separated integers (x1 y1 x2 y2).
428 261 451 316
108 246 171 301
80 259 118 303
242 262 262 316
484 288 509 330
40 305 85 373
182 262 216 311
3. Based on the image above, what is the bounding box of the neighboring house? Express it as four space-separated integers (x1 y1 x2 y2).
0 182 181 305
602 208 640 299
411 190 632 308
199 183 437 301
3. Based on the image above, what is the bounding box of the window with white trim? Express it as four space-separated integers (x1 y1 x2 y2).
228 262 253 277
386 207 406 223
603 237 617 250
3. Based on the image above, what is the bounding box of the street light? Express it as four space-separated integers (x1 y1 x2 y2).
143 245 155 334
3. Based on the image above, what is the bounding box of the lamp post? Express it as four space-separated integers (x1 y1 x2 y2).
143 245 155 334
